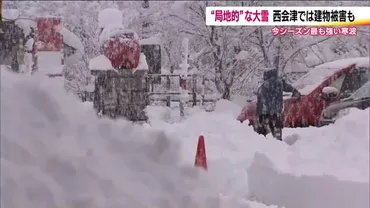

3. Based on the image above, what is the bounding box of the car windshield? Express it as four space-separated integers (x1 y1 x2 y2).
349 81 370 100
292 67 339 95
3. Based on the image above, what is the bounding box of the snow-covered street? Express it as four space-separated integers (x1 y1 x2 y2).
1 70 369 208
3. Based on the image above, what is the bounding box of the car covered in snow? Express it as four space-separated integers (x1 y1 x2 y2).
319 81 370 126
237 57 370 133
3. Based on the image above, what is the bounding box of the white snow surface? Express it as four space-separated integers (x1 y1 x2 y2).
98 8 123 29
2 70 369 208
56 26 85 52
98 26 138 47
88 55 114 71
2 9 20 20
322 86 339 94
15 19 36 37
147 99 369 207
1 71 277 208
25 38 35 51
135 52 149 71
36 51 63 74
139 36 161 45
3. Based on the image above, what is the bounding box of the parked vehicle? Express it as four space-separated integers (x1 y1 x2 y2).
319 81 370 126
238 57 370 134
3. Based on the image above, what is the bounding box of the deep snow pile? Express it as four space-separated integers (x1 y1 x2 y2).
0 71 277 208
148 99 369 181
146 99 369 207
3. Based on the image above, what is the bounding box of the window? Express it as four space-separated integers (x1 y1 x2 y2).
328 73 346 91
339 67 370 99
350 81 370 100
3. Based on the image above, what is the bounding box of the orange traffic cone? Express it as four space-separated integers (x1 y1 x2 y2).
194 135 207 170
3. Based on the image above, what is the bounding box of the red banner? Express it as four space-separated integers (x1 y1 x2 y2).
36 17 63 51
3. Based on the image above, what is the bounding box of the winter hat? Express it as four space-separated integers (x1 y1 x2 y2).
263 67 278 80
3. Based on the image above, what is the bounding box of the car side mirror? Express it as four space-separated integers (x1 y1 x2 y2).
320 86 340 101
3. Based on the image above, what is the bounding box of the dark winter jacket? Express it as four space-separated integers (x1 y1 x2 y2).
256 69 299 117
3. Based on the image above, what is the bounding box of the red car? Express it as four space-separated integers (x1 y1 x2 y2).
237 57 370 133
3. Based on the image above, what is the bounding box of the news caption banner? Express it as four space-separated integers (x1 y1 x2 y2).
205 7 370 36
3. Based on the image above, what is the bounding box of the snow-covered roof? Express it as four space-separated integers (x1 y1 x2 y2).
89 55 114 71
293 57 370 95
56 26 84 52
89 53 148 73
2 9 36 36
98 25 138 46
98 8 123 29
15 19 36 36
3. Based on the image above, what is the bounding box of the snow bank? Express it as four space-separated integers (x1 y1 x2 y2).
214 99 243 117
36 51 63 74
248 153 369 208
147 99 369 207
1 70 271 208
281 108 369 181
247 108 369 208
98 8 123 28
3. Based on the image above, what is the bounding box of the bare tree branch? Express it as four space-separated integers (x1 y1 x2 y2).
280 36 332 71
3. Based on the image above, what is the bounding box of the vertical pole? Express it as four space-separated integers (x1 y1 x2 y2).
166 75 171 107
179 37 189 118
192 74 197 107
0 0 3 23
141 0 150 39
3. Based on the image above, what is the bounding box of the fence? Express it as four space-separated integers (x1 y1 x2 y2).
146 73 219 108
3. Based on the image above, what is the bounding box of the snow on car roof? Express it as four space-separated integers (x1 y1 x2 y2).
293 57 370 95
315 57 370 69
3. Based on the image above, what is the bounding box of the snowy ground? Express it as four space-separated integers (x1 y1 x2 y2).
146 100 369 207
1 71 369 208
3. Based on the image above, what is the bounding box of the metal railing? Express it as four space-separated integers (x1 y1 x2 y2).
146 73 219 108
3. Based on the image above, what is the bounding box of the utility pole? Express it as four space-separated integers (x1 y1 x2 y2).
0 0 3 22
141 0 151 38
